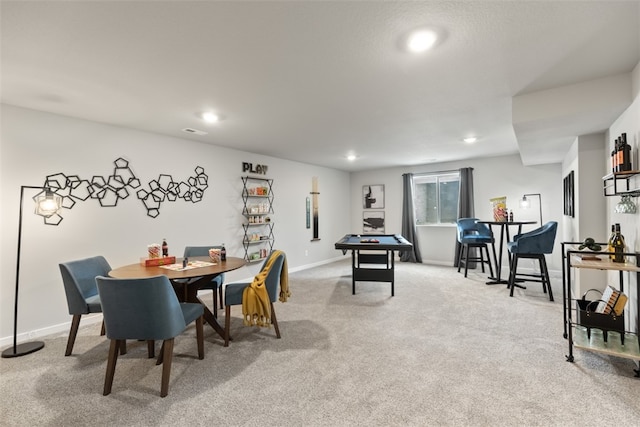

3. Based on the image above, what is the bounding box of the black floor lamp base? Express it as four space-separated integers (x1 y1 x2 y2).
1 341 45 358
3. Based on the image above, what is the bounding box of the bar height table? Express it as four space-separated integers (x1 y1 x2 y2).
478 220 536 285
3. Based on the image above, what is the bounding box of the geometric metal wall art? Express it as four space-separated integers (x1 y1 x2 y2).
38 157 208 224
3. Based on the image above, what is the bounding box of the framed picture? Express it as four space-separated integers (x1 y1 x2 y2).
363 184 384 209
363 211 385 234
563 171 574 217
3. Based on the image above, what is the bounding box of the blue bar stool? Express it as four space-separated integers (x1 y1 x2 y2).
456 218 495 278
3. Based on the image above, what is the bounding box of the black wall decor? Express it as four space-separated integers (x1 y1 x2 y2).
563 170 574 217
39 158 208 223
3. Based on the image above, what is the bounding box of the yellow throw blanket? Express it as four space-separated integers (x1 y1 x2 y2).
242 250 290 327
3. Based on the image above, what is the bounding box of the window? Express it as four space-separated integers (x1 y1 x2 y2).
414 172 460 224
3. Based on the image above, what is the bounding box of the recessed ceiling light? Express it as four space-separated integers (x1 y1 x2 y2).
347 154 357 161
463 137 477 144
406 29 438 53
202 111 219 124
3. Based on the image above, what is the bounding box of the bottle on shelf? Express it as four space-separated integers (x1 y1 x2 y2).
621 133 631 172
607 224 616 260
611 223 626 263
220 243 226 261
508 209 514 222
162 238 169 257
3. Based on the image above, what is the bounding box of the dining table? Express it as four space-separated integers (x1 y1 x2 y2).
478 220 536 285
109 256 246 340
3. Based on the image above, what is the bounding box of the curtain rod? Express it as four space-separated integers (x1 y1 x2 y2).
411 168 473 176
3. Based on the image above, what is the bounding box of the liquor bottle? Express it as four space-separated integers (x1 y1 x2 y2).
220 243 226 261
508 209 514 222
621 133 631 172
615 137 622 172
607 224 615 260
162 238 168 257
611 224 626 263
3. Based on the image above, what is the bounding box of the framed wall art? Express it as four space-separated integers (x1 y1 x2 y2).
363 211 385 234
363 184 384 209
563 170 574 217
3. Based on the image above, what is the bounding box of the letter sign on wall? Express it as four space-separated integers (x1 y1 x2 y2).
242 162 268 175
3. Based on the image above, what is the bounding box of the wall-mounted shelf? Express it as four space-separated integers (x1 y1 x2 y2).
602 171 640 197
241 176 274 262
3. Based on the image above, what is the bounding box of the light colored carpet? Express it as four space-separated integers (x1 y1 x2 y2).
1 259 639 426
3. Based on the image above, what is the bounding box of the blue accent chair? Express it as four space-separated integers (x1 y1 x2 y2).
224 251 286 347
59 256 112 356
183 246 225 314
96 275 204 397
507 221 557 301
456 218 495 278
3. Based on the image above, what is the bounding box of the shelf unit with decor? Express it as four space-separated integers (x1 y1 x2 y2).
562 241 640 377
241 176 274 263
602 171 640 197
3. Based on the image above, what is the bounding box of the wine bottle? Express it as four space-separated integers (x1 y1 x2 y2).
162 238 168 257
220 243 226 261
616 137 623 173
621 133 631 172
612 223 625 263
607 224 615 260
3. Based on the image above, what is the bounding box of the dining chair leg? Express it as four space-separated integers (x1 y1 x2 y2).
540 256 553 301
65 314 81 356
147 340 155 358
464 245 470 278
156 342 165 365
103 339 121 396
212 290 218 319
270 302 281 339
224 305 231 347
509 256 519 297
218 286 224 309
160 339 174 398
100 319 106 336
119 341 127 355
196 316 204 359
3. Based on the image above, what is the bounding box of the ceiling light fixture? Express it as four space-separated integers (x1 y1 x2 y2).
347 154 357 162
406 29 438 53
463 137 477 143
202 112 219 124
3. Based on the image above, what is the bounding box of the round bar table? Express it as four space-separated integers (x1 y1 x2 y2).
478 221 536 285
109 256 246 340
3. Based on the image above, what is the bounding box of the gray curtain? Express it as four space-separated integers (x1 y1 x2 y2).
454 167 475 267
400 173 422 263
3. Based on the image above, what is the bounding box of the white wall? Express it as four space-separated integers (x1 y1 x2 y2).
603 62 640 334
350 155 563 275
0 104 351 343
561 133 608 296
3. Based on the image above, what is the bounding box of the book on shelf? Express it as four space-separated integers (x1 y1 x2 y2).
595 285 627 316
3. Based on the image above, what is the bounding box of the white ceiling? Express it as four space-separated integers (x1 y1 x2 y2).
2 1 639 172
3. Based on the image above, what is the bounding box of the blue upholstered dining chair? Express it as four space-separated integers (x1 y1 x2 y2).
507 221 558 301
59 255 112 356
456 218 495 278
223 251 286 347
183 245 225 314
95 275 204 398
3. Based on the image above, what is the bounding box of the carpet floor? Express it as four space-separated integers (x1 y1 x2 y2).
1 259 639 426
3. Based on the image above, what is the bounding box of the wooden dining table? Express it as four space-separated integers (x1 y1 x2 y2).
478 220 536 285
109 256 246 340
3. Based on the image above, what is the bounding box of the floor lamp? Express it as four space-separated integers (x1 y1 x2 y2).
520 193 543 225
2 186 62 358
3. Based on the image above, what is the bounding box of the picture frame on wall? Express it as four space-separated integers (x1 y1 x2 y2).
563 170 574 217
363 211 385 234
363 184 384 209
